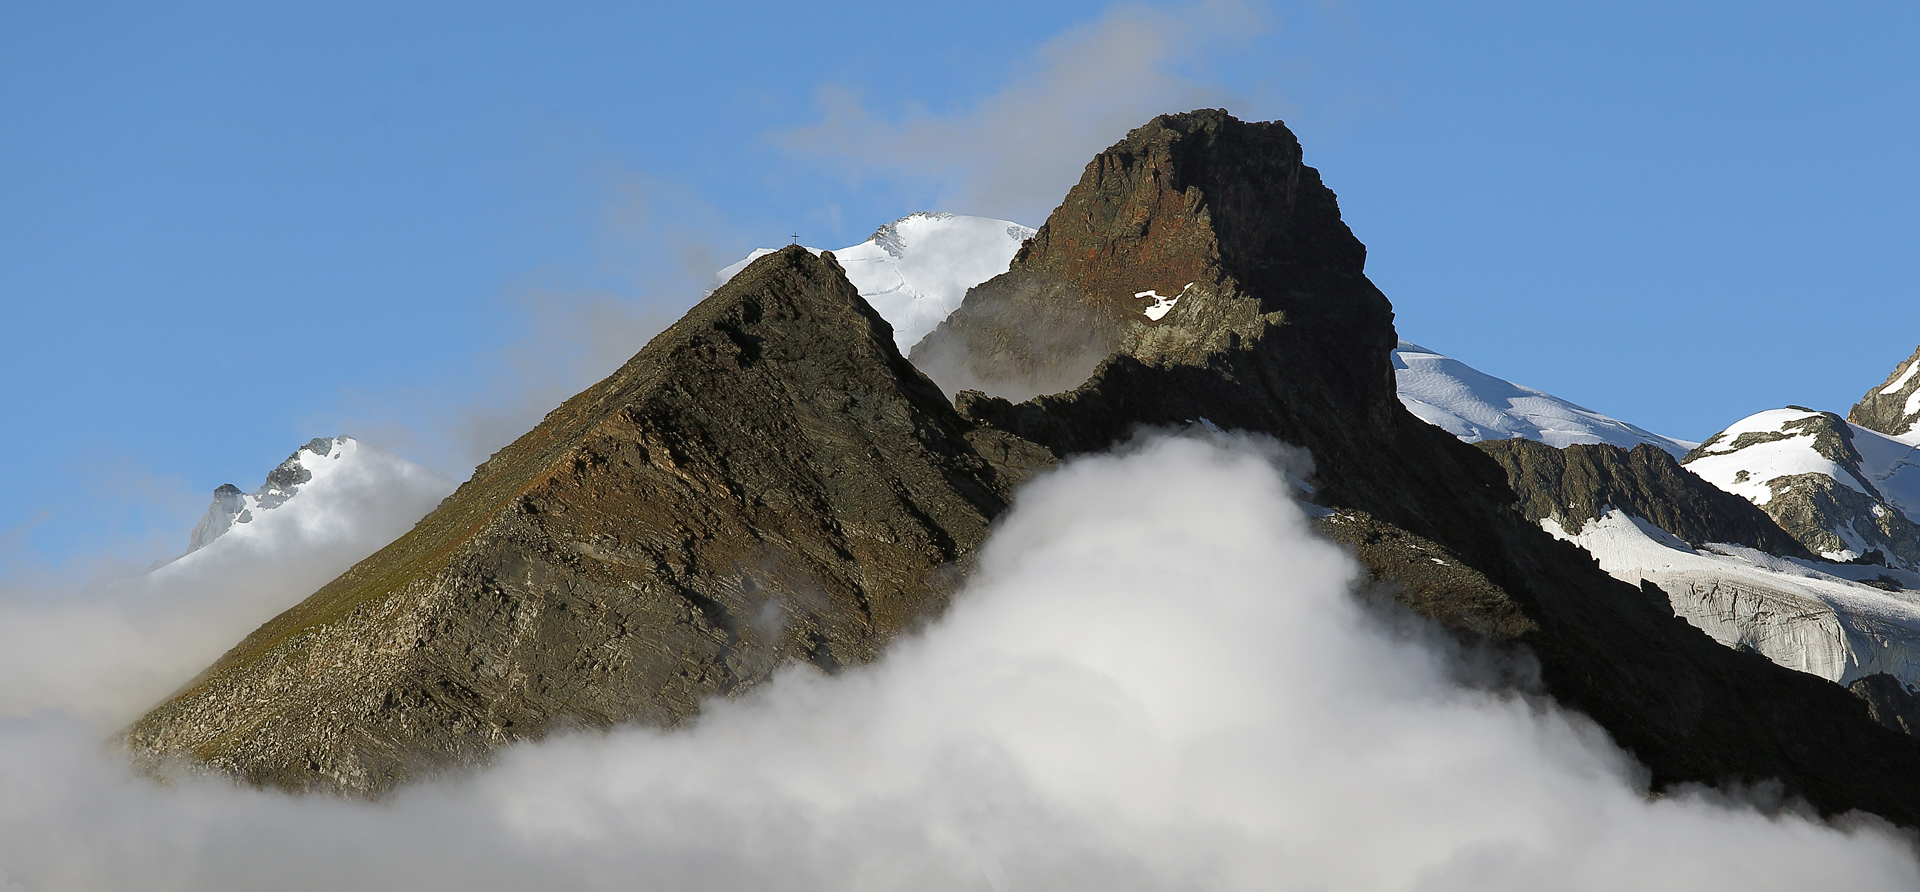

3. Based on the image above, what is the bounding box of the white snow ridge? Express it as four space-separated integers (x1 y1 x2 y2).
1392 342 1696 456
711 213 1035 353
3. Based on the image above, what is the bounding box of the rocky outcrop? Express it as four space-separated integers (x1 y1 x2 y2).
1852 673 1920 736
126 247 1051 795
1849 346 1920 438
188 484 251 553
1476 438 1813 557
930 110 1920 824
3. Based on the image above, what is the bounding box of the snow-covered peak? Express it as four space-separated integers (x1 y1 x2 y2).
711 212 1035 353
1681 407 1920 518
1682 409 1871 506
1391 342 1696 457
1682 408 1920 566
164 436 455 573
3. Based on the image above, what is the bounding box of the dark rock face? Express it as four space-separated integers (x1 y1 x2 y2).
933 110 1920 825
126 247 1051 795
1849 346 1920 437
1851 673 1920 736
1311 509 1537 641
912 110 1374 405
1476 438 1815 558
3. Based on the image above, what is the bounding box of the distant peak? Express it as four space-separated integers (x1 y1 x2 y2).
185 435 354 553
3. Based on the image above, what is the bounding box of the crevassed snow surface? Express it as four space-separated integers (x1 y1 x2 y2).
158 436 455 577
1545 510 1920 688
710 212 1035 353
1391 342 1696 457
1684 408 1920 522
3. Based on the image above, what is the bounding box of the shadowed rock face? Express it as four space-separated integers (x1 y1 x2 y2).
1852 673 1920 736
125 247 1051 796
1850 345 1920 437
1476 438 1815 558
932 110 1920 825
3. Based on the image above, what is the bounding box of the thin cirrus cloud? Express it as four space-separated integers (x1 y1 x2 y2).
0 433 1915 890
776 0 1271 226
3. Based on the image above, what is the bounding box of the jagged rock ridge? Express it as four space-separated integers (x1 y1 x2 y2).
188 437 340 552
1850 345 1920 438
1476 438 1811 557
126 247 1050 795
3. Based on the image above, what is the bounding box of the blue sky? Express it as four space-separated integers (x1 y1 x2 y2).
3 0 1916 573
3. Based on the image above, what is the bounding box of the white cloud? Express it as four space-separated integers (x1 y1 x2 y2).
779 0 1273 225
0 433 1915 890
0 440 452 726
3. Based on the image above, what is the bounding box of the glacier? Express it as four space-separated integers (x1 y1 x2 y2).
1545 510 1920 688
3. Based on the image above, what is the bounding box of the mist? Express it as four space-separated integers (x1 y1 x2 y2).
2 432 1916 890
778 0 1269 226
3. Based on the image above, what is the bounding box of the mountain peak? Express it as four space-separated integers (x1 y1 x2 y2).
916 109 1391 421
187 436 347 553
127 244 1050 795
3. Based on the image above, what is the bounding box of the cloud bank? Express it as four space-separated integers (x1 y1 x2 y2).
779 0 1269 225
1 433 1916 890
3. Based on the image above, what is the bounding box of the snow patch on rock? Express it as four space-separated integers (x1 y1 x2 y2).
1135 283 1193 321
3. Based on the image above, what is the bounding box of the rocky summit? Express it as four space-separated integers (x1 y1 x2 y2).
126 247 1049 795
128 110 1920 825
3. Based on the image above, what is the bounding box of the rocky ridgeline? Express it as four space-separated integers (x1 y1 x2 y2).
1476 439 1812 557
127 111 1920 827
128 249 1050 794
1850 346 1920 438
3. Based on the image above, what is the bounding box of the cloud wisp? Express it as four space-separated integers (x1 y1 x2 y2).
778 0 1270 225
327 171 740 483
1 432 1917 890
